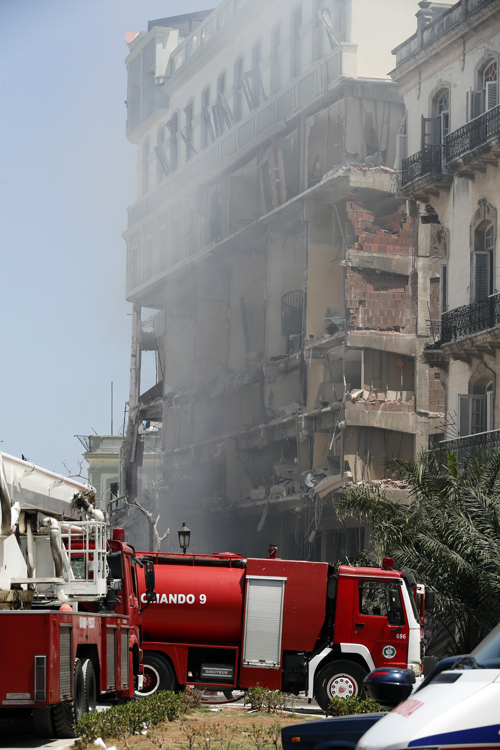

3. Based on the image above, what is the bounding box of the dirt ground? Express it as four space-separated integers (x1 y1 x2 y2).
81 705 318 750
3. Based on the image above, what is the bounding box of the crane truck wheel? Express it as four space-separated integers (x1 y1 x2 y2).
135 654 176 697
82 658 97 713
314 660 367 711
53 658 86 738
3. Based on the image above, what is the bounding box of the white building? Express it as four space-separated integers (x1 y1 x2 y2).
392 0 500 459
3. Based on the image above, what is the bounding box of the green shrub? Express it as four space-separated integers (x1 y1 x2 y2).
75 689 183 746
325 696 388 717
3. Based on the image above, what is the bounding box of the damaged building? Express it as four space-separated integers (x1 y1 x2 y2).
119 0 444 558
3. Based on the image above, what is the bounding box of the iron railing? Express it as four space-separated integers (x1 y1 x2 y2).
446 103 500 163
401 144 443 187
440 428 500 464
440 292 500 343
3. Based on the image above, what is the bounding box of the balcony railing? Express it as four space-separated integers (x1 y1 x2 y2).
440 428 500 464
446 103 500 163
401 144 443 187
440 292 500 344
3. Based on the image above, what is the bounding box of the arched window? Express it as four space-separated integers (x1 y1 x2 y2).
482 59 498 111
233 57 244 123
458 377 493 436
422 87 450 149
469 59 498 119
141 136 150 195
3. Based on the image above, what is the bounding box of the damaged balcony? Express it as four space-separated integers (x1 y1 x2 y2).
400 145 453 198
345 389 417 433
427 293 500 363
440 428 500 464
445 103 500 178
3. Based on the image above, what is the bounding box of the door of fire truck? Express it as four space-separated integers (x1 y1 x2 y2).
353 577 409 669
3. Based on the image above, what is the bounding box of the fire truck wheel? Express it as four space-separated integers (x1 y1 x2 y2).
53 658 86 738
136 654 176 697
314 660 367 711
82 659 97 713
33 707 55 737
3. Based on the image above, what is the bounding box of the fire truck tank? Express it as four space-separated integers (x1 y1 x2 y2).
138 554 246 645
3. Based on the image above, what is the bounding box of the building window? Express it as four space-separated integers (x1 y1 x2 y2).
458 382 493 437
251 41 262 109
270 25 281 94
156 125 168 183
141 136 150 196
469 59 498 119
434 89 449 143
213 72 227 137
313 0 324 60
483 60 498 111
184 100 194 161
472 223 494 302
201 85 215 149
233 56 244 122
291 6 302 79
167 113 178 172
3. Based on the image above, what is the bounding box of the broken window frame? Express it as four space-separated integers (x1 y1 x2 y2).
291 6 302 79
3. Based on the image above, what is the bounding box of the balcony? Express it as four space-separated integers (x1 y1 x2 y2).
440 293 500 344
445 104 500 172
440 428 500 464
400 145 452 196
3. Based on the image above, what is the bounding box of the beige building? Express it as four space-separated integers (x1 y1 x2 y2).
119 0 444 558
392 0 500 461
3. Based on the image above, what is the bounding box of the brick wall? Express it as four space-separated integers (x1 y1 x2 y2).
346 267 416 332
346 201 415 256
429 367 445 413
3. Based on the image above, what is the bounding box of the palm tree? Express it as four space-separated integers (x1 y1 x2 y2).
337 449 500 654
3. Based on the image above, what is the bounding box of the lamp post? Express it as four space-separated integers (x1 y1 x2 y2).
178 522 191 554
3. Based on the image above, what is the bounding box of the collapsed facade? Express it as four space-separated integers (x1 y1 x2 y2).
392 0 500 463
119 0 444 557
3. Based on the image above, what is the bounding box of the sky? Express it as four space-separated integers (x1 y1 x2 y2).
0 0 214 475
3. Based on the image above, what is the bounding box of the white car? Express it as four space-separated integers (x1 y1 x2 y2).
357 623 500 750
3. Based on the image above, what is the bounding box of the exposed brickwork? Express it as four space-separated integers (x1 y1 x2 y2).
429 277 440 321
346 201 415 256
428 367 445 413
346 267 416 332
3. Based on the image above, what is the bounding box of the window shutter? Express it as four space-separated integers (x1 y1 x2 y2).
440 264 447 316
473 251 491 302
243 577 285 667
458 394 471 437
485 81 498 111
421 116 436 148
467 89 482 120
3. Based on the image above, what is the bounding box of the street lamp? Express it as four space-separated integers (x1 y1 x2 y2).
178 522 191 553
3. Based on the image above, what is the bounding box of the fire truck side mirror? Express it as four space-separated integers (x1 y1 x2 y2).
425 589 435 611
144 560 156 602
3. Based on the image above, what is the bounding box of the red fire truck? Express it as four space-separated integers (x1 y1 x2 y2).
136 549 431 710
0 451 155 737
